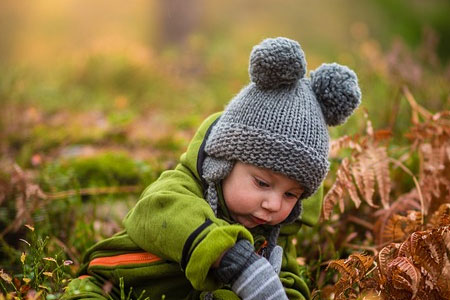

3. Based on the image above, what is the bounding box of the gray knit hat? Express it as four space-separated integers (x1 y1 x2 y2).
204 37 361 223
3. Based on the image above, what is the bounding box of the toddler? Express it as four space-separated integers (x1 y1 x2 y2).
62 37 361 300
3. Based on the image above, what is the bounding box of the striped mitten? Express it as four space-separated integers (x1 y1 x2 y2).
214 239 288 300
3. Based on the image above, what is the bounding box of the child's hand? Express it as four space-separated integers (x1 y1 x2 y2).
268 245 283 275
231 254 287 300
214 240 288 300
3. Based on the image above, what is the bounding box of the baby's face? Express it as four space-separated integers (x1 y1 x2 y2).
222 162 304 228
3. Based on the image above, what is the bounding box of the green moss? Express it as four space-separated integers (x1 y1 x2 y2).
31 124 107 151
57 152 157 188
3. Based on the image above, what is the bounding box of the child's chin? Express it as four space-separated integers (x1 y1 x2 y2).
236 217 257 229
244 223 258 229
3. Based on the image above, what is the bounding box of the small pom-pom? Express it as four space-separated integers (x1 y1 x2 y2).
249 37 306 89
310 63 361 126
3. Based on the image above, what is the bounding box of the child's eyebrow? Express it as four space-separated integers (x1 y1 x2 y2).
257 168 303 189
254 167 274 179
290 186 304 193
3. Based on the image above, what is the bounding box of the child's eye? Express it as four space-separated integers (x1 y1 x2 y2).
255 178 269 188
285 192 299 199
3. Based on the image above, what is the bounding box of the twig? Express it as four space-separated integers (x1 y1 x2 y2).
320 259 336 267
388 157 425 225
364 261 378 277
402 86 433 123
342 242 378 255
51 236 80 266
347 215 374 231
45 185 142 200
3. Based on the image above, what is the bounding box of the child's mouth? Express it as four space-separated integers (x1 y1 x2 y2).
251 215 268 225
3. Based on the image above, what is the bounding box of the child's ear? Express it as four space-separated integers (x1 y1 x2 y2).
310 63 361 126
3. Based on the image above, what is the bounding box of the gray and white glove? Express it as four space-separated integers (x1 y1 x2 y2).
268 245 283 275
214 239 288 300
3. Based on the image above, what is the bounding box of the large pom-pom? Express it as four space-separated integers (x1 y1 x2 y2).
310 63 361 126
249 37 306 89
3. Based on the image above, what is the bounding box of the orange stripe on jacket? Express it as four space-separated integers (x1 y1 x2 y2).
89 252 162 267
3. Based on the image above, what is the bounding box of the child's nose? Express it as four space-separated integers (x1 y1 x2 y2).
261 193 283 212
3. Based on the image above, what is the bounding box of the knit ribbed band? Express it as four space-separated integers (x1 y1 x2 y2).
205 122 329 199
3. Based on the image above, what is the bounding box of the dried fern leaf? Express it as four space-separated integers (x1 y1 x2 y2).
348 253 374 275
410 231 443 279
334 279 353 299
327 259 355 279
368 146 391 208
398 238 411 258
341 159 361 209
436 252 450 298
381 213 420 244
419 143 445 213
438 224 450 250
378 243 399 278
373 190 421 245
323 158 359 219
330 135 354 158
386 256 421 298
428 203 450 228
323 180 344 220
352 152 376 207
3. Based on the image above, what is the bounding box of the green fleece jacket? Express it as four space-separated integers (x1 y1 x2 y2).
63 112 322 300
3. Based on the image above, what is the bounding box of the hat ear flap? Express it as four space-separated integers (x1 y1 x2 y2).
310 63 361 126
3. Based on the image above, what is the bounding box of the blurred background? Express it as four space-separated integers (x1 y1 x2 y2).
0 0 449 296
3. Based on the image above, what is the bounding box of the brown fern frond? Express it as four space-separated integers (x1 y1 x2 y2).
439 224 450 250
327 253 376 300
341 159 362 210
323 158 360 220
359 277 380 291
381 215 407 243
419 143 447 213
398 238 411 259
378 243 399 279
352 152 376 207
322 178 344 220
324 112 396 220
386 256 421 298
373 190 421 245
410 230 445 279
404 104 450 218
428 203 450 228
330 135 357 158
334 279 351 300
380 211 422 244
437 251 450 298
326 259 355 280
368 146 391 208
348 253 374 275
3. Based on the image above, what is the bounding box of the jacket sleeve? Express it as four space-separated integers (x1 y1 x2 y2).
123 162 253 291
